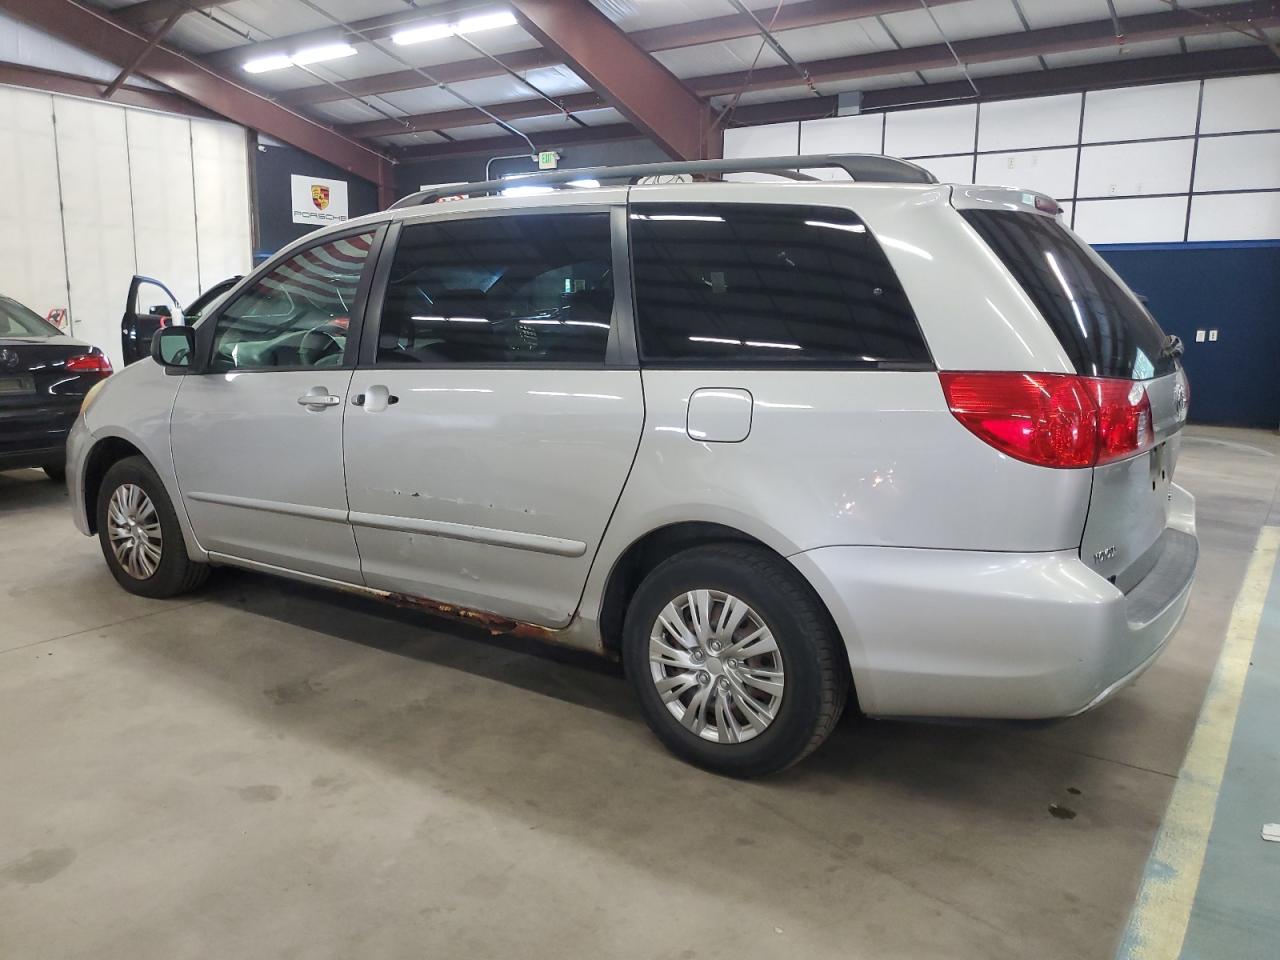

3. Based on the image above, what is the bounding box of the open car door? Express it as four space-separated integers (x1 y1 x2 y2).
120 276 184 366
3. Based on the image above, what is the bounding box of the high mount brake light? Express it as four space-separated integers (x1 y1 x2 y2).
939 371 1154 469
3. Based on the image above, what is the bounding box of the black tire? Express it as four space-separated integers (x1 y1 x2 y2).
42 464 66 482
96 455 210 598
622 543 848 778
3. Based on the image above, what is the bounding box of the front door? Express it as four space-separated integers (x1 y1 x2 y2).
171 228 380 582
343 202 643 627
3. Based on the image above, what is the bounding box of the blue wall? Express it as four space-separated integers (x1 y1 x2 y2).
1100 243 1280 429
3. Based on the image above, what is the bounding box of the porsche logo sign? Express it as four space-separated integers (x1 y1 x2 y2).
291 174 348 225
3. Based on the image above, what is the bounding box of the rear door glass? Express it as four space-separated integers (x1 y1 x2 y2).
630 203 930 368
960 210 1173 380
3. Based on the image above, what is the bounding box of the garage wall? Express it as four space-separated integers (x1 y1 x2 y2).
0 84 253 368
724 73 1280 244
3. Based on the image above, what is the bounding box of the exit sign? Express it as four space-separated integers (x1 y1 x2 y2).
537 151 560 169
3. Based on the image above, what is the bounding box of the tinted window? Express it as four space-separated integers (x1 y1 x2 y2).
208 232 374 372
960 210 1173 380
630 203 928 367
0 297 59 338
376 214 613 365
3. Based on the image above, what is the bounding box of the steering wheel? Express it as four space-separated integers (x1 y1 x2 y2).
299 325 344 366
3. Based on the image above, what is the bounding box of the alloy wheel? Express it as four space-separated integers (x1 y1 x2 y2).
107 483 163 580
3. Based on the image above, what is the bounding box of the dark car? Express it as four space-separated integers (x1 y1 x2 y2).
0 295 112 480
120 275 241 366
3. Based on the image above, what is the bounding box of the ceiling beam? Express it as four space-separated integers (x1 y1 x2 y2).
2 0 392 185
689 0 1280 96
394 123 642 162
103 4 186 99
271 0 968 109
337 1 1280 143
391 45 1280 164
507 0 716 160
113 0 230 28
340 92 607 140
0 60 220 120
731 46 1280 122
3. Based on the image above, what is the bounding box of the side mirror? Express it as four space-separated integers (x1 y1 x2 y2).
152 326 196 369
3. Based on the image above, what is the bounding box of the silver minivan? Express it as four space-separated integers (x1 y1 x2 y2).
67 155 1196 777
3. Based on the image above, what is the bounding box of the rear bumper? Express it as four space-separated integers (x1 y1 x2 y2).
0 401 78 470
790 484 1197 719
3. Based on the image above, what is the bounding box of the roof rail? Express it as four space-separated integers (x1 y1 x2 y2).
389 153 937 209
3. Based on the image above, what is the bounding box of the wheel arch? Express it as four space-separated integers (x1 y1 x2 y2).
82 436 146 535
596 521 855 703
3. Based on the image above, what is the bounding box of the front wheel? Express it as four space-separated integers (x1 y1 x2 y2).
95 455 209 598
622 544 848 778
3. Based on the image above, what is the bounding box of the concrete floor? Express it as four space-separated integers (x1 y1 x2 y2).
2 425 1278 960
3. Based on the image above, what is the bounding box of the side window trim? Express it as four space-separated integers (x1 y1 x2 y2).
356 205 635 370
192 221 389 374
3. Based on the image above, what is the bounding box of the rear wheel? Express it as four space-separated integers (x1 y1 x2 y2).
622 543 848 778
95 456 209 598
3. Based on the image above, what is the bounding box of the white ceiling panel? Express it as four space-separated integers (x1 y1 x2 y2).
375 86 482 114
376 131 448 148
590 0 733 32
767 17 899 63
507 113 584 134
880 0 1028 48
302 99 388 124
1041 37 1182 68
1013 0 1100 30
440 122 511 141
571 107 629 127
653 38 787 79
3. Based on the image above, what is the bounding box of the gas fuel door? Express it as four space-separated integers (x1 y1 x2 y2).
687 388 753 443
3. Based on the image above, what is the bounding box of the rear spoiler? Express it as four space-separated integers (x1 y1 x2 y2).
950 185 1062 217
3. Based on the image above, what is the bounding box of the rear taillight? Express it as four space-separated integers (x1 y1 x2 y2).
940 371 1154 469
65 352 113 375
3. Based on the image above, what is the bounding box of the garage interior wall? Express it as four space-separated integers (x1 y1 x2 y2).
0 83 253 369
725 73 1280 244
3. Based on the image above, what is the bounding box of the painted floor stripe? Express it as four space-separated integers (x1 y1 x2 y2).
1116 525 1280 960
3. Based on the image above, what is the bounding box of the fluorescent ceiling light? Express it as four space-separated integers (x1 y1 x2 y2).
244 43 356 73
567 179 600 189
291 43 357 66
393 9 517 45
391 23 454 44
454 11 518 33
243 54 293 74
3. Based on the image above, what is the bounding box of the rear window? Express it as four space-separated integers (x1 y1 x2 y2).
0 297 59 338
630 203 930 368
960 210 1173 380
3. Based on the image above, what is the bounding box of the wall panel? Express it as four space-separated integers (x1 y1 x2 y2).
1082 81 1200 142
1187 192 1280 242
1076 139 1195 198
0 86 68 323
1199 74 1280 134
977 93 1081 152
1073 197 1189 244
975 147 1078 199
191 120 252 290
1192 132 1280 192
53 96 136 367
127 110 200 306
884 103 976 157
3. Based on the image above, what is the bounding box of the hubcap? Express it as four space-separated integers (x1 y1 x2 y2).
648 589 785 744
107 483 162 580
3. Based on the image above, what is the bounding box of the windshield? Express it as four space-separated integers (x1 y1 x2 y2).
0 297 61 339
960 210 1174 380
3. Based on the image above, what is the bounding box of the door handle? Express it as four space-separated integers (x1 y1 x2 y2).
297 393 341 408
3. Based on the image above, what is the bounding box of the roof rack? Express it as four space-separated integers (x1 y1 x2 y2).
389 153 937 209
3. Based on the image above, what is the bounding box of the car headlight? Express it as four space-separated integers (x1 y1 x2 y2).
81 378 109 415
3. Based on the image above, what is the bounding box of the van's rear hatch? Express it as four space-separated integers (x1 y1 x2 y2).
957 202 1190 588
